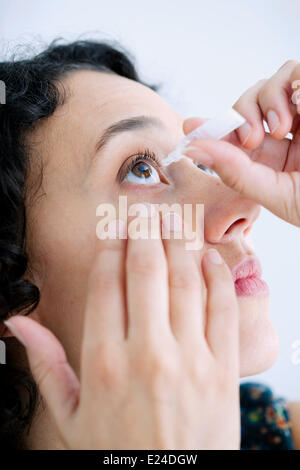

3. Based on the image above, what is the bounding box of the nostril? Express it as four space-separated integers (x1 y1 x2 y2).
224 218 247 235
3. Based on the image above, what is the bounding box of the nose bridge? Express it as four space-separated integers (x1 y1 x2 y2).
203 189 261 244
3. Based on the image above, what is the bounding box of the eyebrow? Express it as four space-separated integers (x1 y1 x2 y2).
95 115 165 153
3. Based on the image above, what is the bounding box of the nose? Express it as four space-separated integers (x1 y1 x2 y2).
204 193 261 244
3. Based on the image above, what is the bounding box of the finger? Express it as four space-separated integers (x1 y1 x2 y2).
201 249 239 369
183 115 252 152
126 210 170 343
233 79 267 149
183 117 207 135
249 132 290 171
290 63 300 115
257 60 299 139
4 316 79 430
162 210 204 344
183 116 252 150
184 115 292 172
82 223 127 358
184 138 300 225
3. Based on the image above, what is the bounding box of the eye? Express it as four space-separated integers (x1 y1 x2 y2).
194 161 220 178
119 148 168 185
124 160 160 185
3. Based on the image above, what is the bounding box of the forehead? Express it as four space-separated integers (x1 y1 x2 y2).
28 70 183 184
60 70 182 128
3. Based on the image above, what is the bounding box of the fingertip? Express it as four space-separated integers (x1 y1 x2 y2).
204 248 223 266
237 122 265 149
182 117 207 135
267 112 294 140
5 315 66 363
237 122 252 147
202 249 234 285
4 315 40 348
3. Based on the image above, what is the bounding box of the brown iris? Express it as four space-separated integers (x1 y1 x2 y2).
132 161 152 179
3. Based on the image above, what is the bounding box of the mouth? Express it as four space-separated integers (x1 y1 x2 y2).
231 256 269 297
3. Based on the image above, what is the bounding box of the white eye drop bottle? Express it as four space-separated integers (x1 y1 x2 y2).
162 108 246 167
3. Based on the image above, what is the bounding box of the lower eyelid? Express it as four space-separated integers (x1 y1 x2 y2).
119 181 167 193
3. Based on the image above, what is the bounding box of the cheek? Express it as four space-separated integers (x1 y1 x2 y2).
26 193 109 373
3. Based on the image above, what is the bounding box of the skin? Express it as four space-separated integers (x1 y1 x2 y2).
3 68 287 449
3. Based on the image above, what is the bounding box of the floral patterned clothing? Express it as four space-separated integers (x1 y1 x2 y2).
240 382 294 450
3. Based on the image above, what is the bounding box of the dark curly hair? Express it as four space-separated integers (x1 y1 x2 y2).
0 38 159 449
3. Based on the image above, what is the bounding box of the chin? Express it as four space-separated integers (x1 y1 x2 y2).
237 294 280 377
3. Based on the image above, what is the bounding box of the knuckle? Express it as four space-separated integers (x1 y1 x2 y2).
169 266 199 290
234 79 267 106
233 95 248 110
92 269 118 292
280 59 299 70
255 78 268 88
128 250 163 277
150 356 178 388
258 81 276 102
291 63 300 82
90 253 120 292
188 351 213 381
134 347 177 385
227 157 253 193
189 361 207 384
224 165 246 193
92 343 124 388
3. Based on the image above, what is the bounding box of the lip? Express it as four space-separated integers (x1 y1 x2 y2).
231 257 269 297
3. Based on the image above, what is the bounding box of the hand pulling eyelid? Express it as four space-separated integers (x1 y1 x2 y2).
161 108 246 167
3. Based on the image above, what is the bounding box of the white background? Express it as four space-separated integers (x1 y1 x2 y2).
1 0 300 399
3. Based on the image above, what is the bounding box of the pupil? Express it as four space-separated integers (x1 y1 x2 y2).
133 162 152 178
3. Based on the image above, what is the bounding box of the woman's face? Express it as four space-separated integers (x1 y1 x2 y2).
25 70 279 378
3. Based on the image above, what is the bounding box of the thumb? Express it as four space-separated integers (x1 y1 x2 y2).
4 316 80 430
185 138 300 226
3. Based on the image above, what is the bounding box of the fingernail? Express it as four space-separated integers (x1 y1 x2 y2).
266 109 280 134
183 145 200 152
183 147 213 166
291 80 300 105
206 248 223 265
237 122 251 146
162 212 182 232
4 319 27 347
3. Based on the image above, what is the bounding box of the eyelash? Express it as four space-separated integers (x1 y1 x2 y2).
117 147 163 183
117 146 214 185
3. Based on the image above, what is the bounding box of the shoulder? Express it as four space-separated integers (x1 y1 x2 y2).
240 382 294 450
